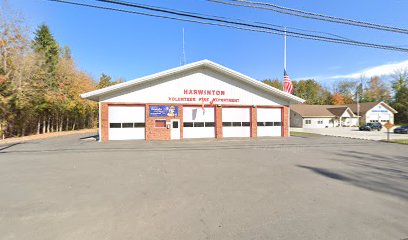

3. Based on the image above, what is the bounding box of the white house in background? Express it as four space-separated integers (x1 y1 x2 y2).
346 102 397 125
290 104 359 128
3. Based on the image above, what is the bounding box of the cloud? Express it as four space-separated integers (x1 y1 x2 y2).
329 60 408 79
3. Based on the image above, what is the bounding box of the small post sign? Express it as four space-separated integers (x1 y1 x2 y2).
384 122 394 142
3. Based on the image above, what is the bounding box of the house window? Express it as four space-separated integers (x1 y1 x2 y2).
155 119 166 128
305 120 311 124
318 120 323 124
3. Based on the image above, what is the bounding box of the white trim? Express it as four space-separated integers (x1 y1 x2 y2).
81 60 305 104
371 101 398 114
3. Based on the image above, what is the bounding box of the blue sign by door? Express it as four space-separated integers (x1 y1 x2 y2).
149 106 178 117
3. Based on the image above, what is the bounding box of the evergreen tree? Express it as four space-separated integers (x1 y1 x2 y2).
32 24 60 85
391 71 408 124
97 73 113 89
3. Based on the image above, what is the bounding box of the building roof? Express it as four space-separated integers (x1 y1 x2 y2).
291 104 357 118
346 102 397 114
326 106 349 117
81 60 305 104
291 105 336 117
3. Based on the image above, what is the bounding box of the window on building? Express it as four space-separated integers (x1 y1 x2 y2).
242 122 250 127
122 123 134 128
232 122 242 127
257 122 265 126
263 122 272 126
134 122 145 128
205 122 215 127
109 123 121 128
305 120 311 124
318 120 323 124
155 119 166 128
194 122 204 127
222 122 232 127
274 122 282 126
183 122 194 127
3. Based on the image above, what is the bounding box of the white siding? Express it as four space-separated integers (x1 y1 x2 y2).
365 104 394 124
183 107 215 139
222 108 251 138
100 69 289 107
302 118 333 128
257 108 282 137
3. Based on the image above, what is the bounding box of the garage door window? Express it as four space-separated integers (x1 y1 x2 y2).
223 121 250 127
122 123 133 128
134 123 145 128
222 122 232 127
258 121 281 126
205 122 215 127
183 122 194 127
109 122 146 128
194 122 204 127
110 123 121 128
184 122 215 127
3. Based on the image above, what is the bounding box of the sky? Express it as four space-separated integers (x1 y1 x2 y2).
7 0 408 86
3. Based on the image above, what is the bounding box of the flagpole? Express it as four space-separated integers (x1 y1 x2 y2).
283 27 287 91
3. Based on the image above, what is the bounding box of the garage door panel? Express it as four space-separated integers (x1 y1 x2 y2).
109 128 145 140
257 108 282 137
108 106 145 140
222 108 250 138
222 108 250 122
183 107 215 139
183 127 215 139
109 106 145 122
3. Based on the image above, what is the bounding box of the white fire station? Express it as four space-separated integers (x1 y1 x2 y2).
81 60 304 141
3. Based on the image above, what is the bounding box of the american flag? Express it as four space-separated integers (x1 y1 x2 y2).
283 70 293 94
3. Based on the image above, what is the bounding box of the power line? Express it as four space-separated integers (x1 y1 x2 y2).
96 0 353 40
208 0 408 34
93 0 408 51
46 0 408 53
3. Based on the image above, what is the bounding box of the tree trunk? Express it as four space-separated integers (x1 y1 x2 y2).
72 117 76 131
65 117 69 131
0 122 4 139
59 117 63 132
43 116 46 134
37 119 41 134
47 116 50 133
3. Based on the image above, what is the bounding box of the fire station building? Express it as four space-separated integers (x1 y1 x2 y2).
81 60 304 141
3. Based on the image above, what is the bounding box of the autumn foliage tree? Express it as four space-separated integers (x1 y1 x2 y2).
331 92 345 105
0 5 98 139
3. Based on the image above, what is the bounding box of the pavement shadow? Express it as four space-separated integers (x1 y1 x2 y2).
0 142 22 152
80 134 99 141
298 150 408 200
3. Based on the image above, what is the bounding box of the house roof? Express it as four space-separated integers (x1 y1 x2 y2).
81 60 305 104
291 104 357 118
291 105 336 117
326 106 349 117
346 102 397 114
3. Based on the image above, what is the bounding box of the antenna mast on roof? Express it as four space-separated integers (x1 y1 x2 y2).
182 27 186 65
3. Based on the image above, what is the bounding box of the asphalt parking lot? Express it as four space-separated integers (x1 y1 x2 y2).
0 133 407 240
293 126 408 141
